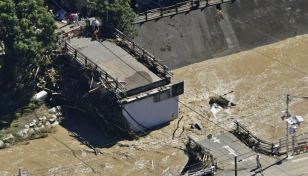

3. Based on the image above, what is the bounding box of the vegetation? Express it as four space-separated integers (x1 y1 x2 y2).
0 0 57 128
88 0 137 38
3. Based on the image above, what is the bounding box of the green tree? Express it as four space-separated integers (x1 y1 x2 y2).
0 0 57 90
88 0 137 38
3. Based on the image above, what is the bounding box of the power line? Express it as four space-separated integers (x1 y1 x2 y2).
44 3 308 173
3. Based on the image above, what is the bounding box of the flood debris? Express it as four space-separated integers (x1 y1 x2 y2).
35 54 138 138
209 95 236 109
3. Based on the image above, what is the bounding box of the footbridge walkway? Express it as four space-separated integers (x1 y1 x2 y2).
56 25 174 99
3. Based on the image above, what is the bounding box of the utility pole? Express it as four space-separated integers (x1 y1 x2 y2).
235 156 237 176
286 93 291 158
152 160 155 176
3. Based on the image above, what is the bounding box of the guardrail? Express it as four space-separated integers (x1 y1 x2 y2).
135 0 232 23
57 30 127 98
279 131 308 154
186 136 215 175
235 121 275 155
180 166 215 176
113 28 173 80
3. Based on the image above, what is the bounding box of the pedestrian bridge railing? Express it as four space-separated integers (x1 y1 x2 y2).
135 0 232 23
186 136 215 175
57 32 127 98
113 28 173 80
234 121 275 155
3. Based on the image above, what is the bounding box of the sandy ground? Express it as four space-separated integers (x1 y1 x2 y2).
0 34 308 175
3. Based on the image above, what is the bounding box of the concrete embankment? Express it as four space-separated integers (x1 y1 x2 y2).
134 0 308 69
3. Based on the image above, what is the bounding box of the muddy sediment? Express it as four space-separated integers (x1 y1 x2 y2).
0 35 307 175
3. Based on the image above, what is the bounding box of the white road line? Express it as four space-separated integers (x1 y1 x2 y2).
291 156 308 163
223 145 237 156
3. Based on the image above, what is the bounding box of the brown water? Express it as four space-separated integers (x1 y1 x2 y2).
1 35 308 175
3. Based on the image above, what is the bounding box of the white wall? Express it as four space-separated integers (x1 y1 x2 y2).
123 96 179 132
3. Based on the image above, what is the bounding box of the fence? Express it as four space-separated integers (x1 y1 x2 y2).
234 121 275 155
180 167 215 176
278 131 308 154
113 28 173 80
57 29 127 98
186 136 215 175
135 0 232 23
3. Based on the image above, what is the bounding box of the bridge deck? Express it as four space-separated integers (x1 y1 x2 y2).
68 37 163 91
196 132 279 175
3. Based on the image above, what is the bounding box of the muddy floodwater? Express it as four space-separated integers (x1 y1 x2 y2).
1 35 308 175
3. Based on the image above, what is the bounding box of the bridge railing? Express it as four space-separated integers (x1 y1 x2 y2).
57 33 127 98
278 131 308 153
235 121 275 155
186 136 215 175
180 166 215 176
135 0 232 23
113 28 173 80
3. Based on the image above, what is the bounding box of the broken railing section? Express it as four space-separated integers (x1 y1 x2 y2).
113 28 174 81
234 121 276 155
56 36 127 98
186 136 216 175
135 0 232 23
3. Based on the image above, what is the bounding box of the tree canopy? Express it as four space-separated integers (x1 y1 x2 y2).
0 0 57 90
88 0 137 38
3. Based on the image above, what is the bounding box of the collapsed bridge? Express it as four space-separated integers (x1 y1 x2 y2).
56 24 184 132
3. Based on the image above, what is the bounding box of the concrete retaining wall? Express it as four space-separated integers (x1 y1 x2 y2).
134 0 308 69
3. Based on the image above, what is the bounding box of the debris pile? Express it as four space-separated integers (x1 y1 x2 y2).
0 106 63 149
36 54 137 138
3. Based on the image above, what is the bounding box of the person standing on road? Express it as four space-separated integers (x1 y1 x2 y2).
256 154 262 168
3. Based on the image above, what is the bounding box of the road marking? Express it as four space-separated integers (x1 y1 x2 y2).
212 137 220 143
223 145 237 156
291 156 308 163
230 156 254 165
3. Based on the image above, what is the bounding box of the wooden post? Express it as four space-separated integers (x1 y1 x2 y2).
105 72 108 79
271 143 274 154
145 11 148 21
95 64 98 69
65 42 67 50
292 135 295 150
161 7 163 18
133 42 135 49
75 49 77 58
279 139 281 151
143 49 145 58
206 0 209 6
191 0 194 8
116 82 118 89
85 57 87 65
176 3 178 13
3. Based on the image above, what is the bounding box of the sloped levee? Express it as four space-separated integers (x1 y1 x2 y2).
134 0 308 69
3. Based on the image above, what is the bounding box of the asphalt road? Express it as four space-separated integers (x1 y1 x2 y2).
196 132 308 176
